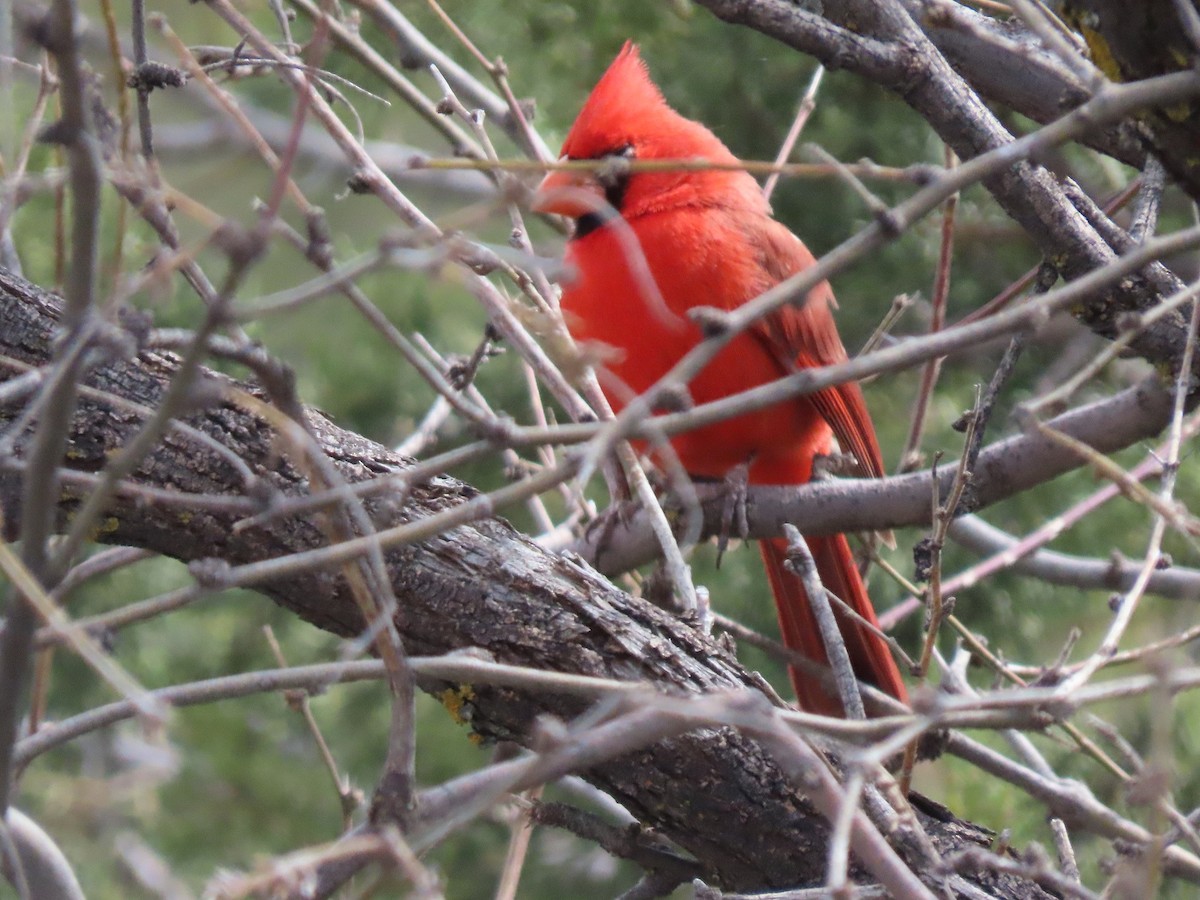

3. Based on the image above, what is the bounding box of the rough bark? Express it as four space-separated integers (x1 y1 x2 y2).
0 268 1056 896
915 1 1148 168
692 0 1199 378
1060 0 1200 203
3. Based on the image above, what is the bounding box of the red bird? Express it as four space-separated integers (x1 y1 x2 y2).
532 44 906 716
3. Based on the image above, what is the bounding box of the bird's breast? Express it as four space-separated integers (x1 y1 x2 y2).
561 209 831 484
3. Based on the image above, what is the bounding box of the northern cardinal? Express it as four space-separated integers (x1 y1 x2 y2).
532 44 906 716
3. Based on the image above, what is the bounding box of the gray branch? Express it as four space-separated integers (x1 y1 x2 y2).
691 0 1199 377
569 378 1173 578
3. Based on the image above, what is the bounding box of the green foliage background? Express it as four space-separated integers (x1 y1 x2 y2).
5 1 1200 897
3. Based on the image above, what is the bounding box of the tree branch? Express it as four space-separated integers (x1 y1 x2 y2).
567 378 1172 577
691 0 1200 376
0 268 1054 896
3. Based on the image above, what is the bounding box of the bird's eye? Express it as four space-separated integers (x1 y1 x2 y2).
573 145 635 239
596 145 634 192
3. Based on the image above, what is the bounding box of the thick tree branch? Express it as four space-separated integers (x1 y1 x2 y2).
691 0 1200 376
0 269 1056 896
1059 0 1200 203
914 1 1147 168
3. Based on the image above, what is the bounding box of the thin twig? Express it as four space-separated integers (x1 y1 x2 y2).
762 64 825 201
898 145 958 473
781 525 865 719
1058 283 1200 694
0 0 103 817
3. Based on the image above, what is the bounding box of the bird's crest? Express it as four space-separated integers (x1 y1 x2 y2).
560 42 737 166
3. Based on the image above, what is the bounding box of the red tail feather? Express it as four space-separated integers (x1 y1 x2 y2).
760 537 907 717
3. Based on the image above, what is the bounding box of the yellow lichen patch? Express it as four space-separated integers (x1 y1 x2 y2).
1164 102 1196 124
90 517 120 540
1077 24 1123 82
438 684 476 725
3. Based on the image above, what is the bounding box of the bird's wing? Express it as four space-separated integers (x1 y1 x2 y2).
747 218 885 480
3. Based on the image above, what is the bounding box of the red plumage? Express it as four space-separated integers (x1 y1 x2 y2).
534 44 906 716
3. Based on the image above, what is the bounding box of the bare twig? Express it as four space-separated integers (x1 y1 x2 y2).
898 145 958 473
781 525 865 719
0 0 103 818
762 64 825 201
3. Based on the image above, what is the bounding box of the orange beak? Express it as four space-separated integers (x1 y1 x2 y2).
530 166 606 218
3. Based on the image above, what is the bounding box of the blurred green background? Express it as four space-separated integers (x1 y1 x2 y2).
4 0 1200 896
